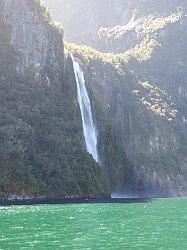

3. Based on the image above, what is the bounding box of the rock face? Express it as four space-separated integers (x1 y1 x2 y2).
2 0 64 81
44 0 187 49
81 55 187 197
46 0 187 197
1 0 187 198
0 0 110 197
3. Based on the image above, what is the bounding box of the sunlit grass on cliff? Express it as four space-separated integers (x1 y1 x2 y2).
65 41 177 122
65 37 159 73
98 10 182 40
133 81 178 121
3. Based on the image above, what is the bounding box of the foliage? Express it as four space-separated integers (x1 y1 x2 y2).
0 2 110 197
133 81 177 121
98 11 182 41
65 38 159 73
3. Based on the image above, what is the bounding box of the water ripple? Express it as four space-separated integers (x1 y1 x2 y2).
0 198 186 249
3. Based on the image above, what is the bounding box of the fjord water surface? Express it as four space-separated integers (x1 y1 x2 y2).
0 198 186 249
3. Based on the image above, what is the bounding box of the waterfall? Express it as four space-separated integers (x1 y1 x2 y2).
71 55 99 162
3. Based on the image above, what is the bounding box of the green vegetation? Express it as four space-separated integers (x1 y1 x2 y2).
98 11 182 40
65 41 177 121
0 0 110 197
133 81 177 121
65 38 159 73
1 0 186 197
67 38 186 195
65 38 159 64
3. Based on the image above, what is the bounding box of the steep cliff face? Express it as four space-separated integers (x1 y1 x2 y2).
1 0 64 84
1 0 187 198
44 0 187 49
66 43 187 197
0 0 110 197
56 0 187 197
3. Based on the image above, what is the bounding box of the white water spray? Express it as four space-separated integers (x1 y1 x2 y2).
71 55 99 162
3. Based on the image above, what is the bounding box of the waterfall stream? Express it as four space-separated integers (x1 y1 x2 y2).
71 55 99 162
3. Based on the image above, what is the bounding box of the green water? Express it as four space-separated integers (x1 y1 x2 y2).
0 198 187 250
